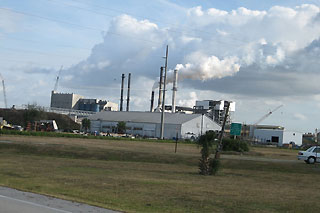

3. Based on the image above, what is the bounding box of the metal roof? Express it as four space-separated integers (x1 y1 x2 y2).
89 111 208 125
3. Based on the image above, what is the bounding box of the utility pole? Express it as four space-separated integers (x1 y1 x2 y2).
160 45 169 139
158 67 164 108
215 101 231 159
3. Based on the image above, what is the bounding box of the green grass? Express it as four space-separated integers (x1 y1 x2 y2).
0 135 320 212
0 129 181 144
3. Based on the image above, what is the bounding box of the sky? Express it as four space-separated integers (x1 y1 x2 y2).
1 0 320 133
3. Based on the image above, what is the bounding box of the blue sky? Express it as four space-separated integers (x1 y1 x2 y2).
1 0 320 133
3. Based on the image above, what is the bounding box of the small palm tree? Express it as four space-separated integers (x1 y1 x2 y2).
197 131 220 175
82 118 91 133
117 121 126 134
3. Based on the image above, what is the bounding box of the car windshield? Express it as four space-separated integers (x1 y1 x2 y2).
306 147 314 152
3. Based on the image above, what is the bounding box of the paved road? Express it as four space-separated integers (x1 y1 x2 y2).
0 187 119 213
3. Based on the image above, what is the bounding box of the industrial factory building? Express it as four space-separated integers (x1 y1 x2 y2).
89 111 221 139
50 91 118 112
253 125 303 146
195 100 235 125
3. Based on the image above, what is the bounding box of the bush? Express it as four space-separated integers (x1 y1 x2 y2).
222 138 249 152
197 131 219 175
209 158 220 175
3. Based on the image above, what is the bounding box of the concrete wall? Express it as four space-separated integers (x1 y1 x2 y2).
104 102 118 111
50 92 83 109
254 129 303 146
90 120 179 139
282 131 303 146
155 123 181 139
254 129 284 145
90 114 220 139
181 115 220 138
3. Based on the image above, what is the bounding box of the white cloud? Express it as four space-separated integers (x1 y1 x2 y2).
0 9 24 33
187 6 204 17
216 29 229 36
207 8 228 16
293 113 307 120
177 91 198 108
59 4 320 102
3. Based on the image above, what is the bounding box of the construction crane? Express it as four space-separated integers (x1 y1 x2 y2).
0 73 7 108
253 105 283 125
53 65 63 92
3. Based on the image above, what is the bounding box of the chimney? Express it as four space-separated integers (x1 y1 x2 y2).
126 73 131 111
120 73 125 111
150 90 155 112
171 69 178 113
158 67 164 109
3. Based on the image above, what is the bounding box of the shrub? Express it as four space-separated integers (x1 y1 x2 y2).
197 131 219 175
222 138 249 152
209 158 220 175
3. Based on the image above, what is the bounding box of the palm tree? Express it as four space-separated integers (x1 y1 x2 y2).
197 131 220 175
82 118 91 133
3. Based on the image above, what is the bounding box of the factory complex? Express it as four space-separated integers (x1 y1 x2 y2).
46 68 303 146
45 62 305 147
50 91 118 112
89 111 220 139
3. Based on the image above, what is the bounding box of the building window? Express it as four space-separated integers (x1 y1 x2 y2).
271 136 279 143
133 127 143 130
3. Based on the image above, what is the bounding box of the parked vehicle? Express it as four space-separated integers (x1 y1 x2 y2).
297 146 320 164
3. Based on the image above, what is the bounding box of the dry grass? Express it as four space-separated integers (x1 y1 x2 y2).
0 135 320 212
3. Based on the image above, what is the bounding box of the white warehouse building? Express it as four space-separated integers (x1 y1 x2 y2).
254 128 303 146
89 111 221 139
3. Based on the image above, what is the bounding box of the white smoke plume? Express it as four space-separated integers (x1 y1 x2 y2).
175 52 240 81
152 52 240 90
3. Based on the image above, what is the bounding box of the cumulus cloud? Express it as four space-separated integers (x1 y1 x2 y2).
0 9 23 33
55 3 320 111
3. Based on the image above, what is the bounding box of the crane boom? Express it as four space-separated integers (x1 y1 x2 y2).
253 105 283 125
2 79 7 108
53 65 63 92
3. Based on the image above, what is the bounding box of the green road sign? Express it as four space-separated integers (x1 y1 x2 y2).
230 123 242 136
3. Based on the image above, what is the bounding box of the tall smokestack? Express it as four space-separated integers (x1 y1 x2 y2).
150 91 155 112
171 69 178 113
158 67 164 109
120 73 125 111
126 73 131 111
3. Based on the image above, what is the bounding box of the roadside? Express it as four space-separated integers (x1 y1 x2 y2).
0 186 119 213
221 154 301 163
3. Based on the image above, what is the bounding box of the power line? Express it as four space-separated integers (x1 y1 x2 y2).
0 35 92 51
0 57 61 67
0 7 163 45
63 0 219 37
0 4 251 54
45 0 223 41
61 0 254 46
0 46 85 60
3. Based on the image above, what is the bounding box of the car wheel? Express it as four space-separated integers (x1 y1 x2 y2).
307 157 316 164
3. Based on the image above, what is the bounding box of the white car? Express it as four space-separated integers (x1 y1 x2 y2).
298 146 320 164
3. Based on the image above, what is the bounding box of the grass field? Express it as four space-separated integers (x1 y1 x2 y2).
1 135 320 212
